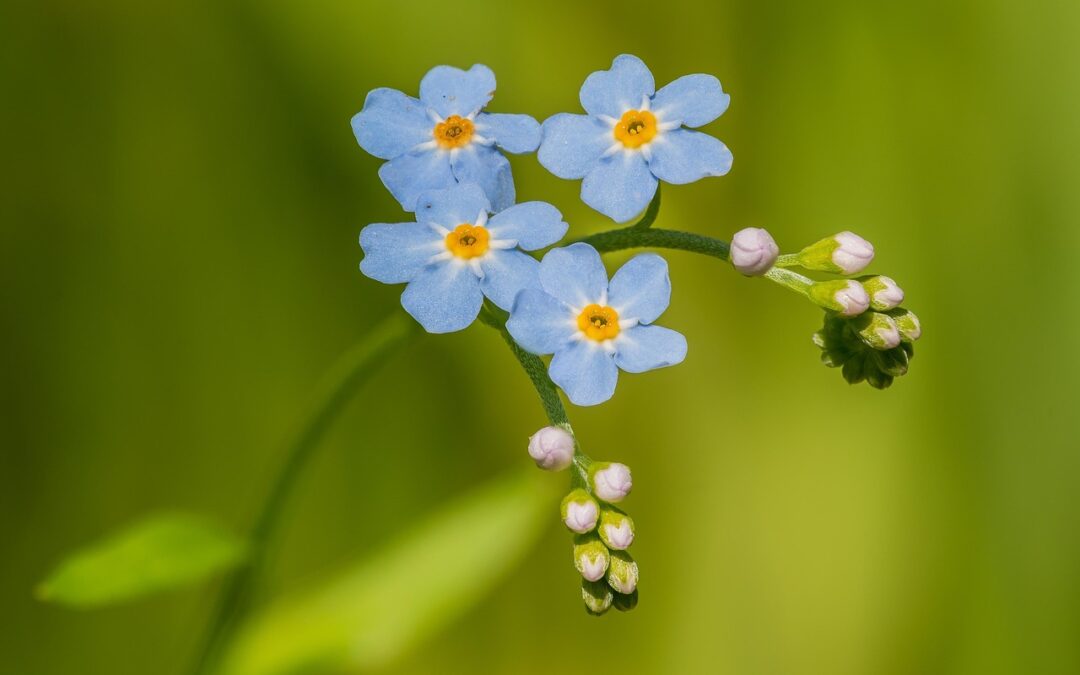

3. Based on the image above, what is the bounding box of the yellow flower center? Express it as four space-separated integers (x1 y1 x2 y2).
433 115 475 149
577 304 621 341
445 223 490 259
613 109 657 149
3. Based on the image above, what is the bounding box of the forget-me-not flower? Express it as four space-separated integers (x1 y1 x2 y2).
360 183 567 333
507 243 687 405
538 54 733 223
352 64 541 212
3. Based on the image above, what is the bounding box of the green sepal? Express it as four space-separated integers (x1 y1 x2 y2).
582 579 614 615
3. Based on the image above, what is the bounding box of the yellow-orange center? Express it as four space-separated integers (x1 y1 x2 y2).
445 223 489 259
577 304 621 341
433 115 475 149
613 109 657 149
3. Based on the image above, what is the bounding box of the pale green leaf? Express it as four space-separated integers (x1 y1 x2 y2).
38 512 248 608
220 469 553 675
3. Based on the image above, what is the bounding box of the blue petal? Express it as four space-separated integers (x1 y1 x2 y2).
475 113 541 154
378 150 455 211
613 324 687 373
400 262 483 333
419 64 496 118
647 129 732 184
607 253 671 324
359 222 442 284
581 152 658 223
650 75 730 128
479 249 540 311
537 113 612 180
450 145 515 211
538 243 608 308
579 54 655 118
351 88 433 160
507 287 578 356
549 341 619 406
507 289 576 355
486 202 568 251
415 183 490 228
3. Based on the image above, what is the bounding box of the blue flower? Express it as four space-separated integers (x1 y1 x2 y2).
352 65 541 213
507 243 687 406
360 183 567 333
538 54 733 223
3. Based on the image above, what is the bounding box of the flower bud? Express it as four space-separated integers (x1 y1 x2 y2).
573 533 610 582
598 508 635 550
808 280 870 316
589 462 632 503
606 550 639 595
860 275 905 311
730 227 780 276
797 231 874 274
852 312 901 350
527 426 574 471
612 588 639 612
560 489 599 534
887 308 921 342
582 579 613 615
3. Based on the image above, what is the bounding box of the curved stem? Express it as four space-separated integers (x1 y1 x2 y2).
478 303 590 486
190 314 418 675
576 225 814 297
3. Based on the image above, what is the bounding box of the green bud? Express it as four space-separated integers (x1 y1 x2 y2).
887 308 922 342
859 275 905 311
851 312 901 350
582 579 613 616
796 231 874 274
606 550 639 594
598 507 635 550
612 589 639 612
871 345 910 377
808 280 870 316
573 533 610 582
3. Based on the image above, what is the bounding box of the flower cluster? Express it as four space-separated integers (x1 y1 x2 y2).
350 56 921 614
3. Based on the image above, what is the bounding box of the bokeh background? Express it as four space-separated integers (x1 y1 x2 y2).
3 0 1079 673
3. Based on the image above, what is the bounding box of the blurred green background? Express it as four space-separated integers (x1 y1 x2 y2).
3 0 1079 673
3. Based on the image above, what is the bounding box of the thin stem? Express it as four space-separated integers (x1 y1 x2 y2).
631 186 662 229
576 226 816 297
478 302 590 484
578 226 730 261
190 314 417 675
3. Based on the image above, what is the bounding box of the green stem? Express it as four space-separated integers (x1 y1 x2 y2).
190 314 417 675
478 302 590 486
576 226 815 297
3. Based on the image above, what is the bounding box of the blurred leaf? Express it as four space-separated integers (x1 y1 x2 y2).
37 512 248 609
220 469 552 675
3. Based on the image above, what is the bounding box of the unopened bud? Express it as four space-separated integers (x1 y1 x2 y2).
798 231 875 274
598 508 635 550
561 489 599 534
860 275 904 311
853 312 901 350
612 589 639 612
589 462 632 503
582 579 613 615
809 280 870 316
730 227 780 276
573 533 610 582
527 426 574 471
887 308 921 342
606 550 639 595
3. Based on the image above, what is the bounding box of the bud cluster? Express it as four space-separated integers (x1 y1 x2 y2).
813 307 921 388
560 462 639 615
759 230 922 388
